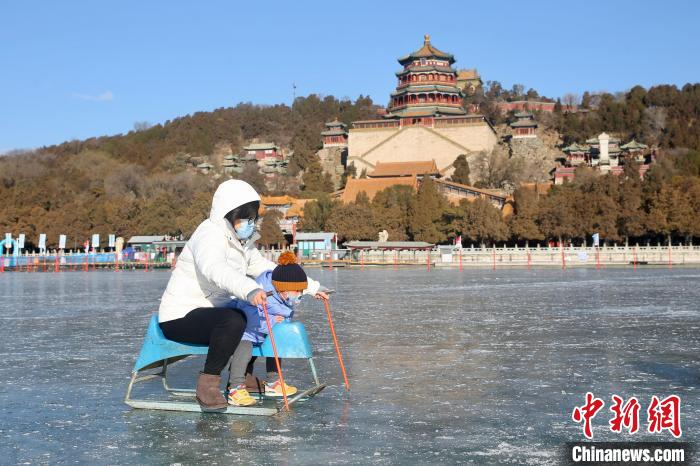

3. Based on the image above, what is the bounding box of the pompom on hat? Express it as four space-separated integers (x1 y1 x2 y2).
271 252 308 292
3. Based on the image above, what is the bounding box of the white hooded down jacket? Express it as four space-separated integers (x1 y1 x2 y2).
158 180 320 323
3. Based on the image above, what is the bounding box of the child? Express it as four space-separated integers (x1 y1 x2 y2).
226 251 320 406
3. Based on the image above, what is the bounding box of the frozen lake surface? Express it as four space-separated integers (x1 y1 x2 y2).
1 267 698 465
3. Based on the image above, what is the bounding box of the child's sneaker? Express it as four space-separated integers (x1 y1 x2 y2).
265 380 298 397
227 385 257 406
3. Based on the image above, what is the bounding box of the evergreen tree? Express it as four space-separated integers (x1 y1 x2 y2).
340 162 357 188
450 154 471 185
298 194 337 231
258 209 285 248
553 98 563 114
508 187 544 244
581 91 591 109
371 185 414 241
460 198 510 245
617 159 645 242
326 200 376 242
302 160 333 193
408 176 448 243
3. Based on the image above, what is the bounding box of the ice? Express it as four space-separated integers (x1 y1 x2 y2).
0 267 698 464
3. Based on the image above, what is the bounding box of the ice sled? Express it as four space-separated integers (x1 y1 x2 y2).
124 314 326 416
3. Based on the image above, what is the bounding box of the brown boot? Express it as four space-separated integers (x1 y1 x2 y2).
196 372 227 411
245 373 266 394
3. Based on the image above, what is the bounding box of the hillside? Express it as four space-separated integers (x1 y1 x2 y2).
1 84 699 249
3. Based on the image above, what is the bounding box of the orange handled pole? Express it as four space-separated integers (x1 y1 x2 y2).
261 302 290 411
322 298 350 391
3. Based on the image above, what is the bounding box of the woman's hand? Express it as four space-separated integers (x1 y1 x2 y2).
314 291 329 300
249 289 267 306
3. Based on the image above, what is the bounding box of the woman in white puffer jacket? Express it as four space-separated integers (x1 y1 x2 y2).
158 180 322 411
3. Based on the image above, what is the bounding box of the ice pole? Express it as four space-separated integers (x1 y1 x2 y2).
261 302 290 410
322 298 350 391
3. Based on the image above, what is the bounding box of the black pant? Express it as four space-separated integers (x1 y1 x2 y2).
160 307 247 375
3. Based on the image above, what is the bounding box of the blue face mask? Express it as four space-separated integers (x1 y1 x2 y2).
233 220 256 240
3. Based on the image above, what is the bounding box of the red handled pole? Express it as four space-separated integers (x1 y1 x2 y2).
322 298 350 391
261 302 290 410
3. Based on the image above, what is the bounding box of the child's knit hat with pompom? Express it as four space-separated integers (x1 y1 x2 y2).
271 251 307 292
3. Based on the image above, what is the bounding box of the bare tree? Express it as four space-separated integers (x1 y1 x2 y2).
133 121 153 132
562 93 580 108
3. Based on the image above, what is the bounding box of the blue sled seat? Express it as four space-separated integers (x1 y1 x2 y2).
133 314 313 373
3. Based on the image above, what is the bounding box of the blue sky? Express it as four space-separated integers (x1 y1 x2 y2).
1 0 698 151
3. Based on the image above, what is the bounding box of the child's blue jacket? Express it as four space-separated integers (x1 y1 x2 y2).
230 270 295 344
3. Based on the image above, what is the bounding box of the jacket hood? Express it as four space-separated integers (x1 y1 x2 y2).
209 180 261 223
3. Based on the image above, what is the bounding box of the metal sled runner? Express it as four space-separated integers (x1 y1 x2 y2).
125 314 326 416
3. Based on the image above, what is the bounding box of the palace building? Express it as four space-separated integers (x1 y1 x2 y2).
553 133 654 184
346 35 497 178
334 159 509 212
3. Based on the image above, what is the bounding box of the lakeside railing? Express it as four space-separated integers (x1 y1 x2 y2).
0 251 173 272
294 245 700 269
1 245 699 272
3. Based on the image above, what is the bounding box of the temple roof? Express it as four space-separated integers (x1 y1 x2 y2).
563 143 588 152
261 195 296 206
321 129 348 137
341 176 418 203
434 179 507 201
243 142 279 151
391 84 462 97
368 160 439 178
388 106 467 118
398 35 455 65
396 65 455 77
620 139 648 151
325 119 347 128
510 119 538 128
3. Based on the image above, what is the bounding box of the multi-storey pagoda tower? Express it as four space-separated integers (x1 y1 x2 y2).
346 35 497 180
388 35 466 121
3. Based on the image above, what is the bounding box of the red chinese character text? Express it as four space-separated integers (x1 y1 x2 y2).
572 392 605 439
647 395 682 438
609 395 640 434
